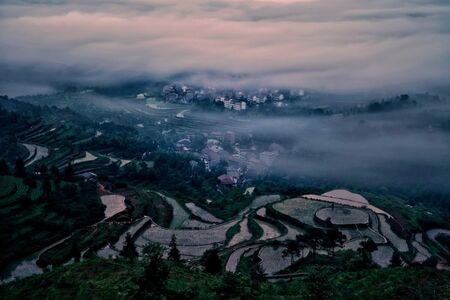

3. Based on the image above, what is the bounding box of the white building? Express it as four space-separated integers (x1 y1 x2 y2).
232 103 241 111
136 93 146 100
224 100 233 109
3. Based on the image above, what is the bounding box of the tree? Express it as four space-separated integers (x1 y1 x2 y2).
50 166 61 189
282 239 304 265
358 239 378 263
390 250 402 267
201 249 222 274
0 159 10 175
215 273 243 300
39 164 48 175
250 259 265 291
70 241 81 262
42 177 52 195
18 195 32 207
14 158 26 177
23 177 37 190
137 242 169 299
322 228 346 257
299 229 324 258
168 234 180 262
64 163 74 181
303 267 336 300
50 166 60 179
120 233 138 260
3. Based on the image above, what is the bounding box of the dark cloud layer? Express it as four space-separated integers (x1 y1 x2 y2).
0 0 449 95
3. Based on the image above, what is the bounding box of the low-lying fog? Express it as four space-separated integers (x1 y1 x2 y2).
12 88 450 192
195 102 450 191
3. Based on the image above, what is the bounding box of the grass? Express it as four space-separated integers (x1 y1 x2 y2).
38 222 128 268
0 176 104 270
39 147 79 168
127 188 173 227
155 192 190 229
3 257 447 300
0 176 42 207
0 177 17 198
363 192 449 233
225 221 241 245
247 215 263 240
435 234 450 252
73 156 110 172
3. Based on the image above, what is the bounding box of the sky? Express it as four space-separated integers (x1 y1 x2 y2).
0 0 449 95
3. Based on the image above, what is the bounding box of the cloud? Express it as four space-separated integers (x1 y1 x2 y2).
0 0 449 95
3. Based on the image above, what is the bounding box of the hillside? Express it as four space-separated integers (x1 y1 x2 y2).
1 257 448 300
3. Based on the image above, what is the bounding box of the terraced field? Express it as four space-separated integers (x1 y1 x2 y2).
323 189 369 204
97 217 151 259
412 233 431 263
72 152 97 165
357 227 387 244
258 246 309 275
273 197 328 226
255 220 281 241
72 156 111 173
0 174 105 281
22 144 49 167
181 219 215 229
100 194 126 219
136 219 239 247
315 207 369 225
0 176 42 207
371 245 394 267
185 202 223 223
276 222 305 241
303 190 392 217
226 245 260 272
242 195 281 214
156 193 190 229
256 207 266 217
228 218 252 247
379 215 409 252
341 238 367 251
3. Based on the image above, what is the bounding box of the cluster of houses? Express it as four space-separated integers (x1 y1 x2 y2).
150 83 306 110
214 97 247 111
175 130 286 186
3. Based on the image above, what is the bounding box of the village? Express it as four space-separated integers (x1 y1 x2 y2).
154 83 306 110
174 129 284 186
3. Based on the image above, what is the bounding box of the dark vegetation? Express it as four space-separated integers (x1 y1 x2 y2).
435 234 450 252
0 172 104 270
0 255 448 300
118 154 253 220
1 92 450 298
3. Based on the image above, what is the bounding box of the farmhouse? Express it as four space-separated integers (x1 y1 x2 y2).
226 166 241 181
78 171 98 184
218 174 235 185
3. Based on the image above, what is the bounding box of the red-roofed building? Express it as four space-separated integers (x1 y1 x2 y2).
217 174 235 185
